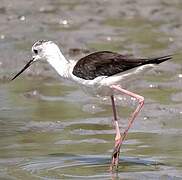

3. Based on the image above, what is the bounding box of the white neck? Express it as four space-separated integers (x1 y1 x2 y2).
46 48 70 79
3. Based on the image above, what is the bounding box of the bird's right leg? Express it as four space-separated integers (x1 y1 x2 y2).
109 95 121 171
109 84 144 171
110 85 144 170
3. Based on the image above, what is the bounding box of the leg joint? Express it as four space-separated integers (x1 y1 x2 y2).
138 96 144 105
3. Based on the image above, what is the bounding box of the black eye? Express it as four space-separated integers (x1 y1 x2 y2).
33 49 38 54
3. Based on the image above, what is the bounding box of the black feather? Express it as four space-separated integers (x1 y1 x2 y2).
72 51 172 80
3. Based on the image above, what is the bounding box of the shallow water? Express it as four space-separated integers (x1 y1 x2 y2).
0 0 182 179
0 74 182 179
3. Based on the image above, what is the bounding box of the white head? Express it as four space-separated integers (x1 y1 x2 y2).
32 40 61 62
11 40 66 80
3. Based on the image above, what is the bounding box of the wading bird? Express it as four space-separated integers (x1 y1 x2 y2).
11 40 172 170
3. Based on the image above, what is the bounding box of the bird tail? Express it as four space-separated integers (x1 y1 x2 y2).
146 54 173 64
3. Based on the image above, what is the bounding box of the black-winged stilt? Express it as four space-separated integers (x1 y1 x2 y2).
11 40 172 170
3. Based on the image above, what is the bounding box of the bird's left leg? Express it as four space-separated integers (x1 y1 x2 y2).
110 84 144 171
110 95 121 171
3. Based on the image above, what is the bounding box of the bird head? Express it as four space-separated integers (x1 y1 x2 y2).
11 40 60 80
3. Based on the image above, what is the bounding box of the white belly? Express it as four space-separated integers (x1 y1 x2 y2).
70 64 156 97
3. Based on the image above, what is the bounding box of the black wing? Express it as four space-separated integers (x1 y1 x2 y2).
72 51 172 80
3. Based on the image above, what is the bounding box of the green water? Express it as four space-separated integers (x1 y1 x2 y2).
0 71 182 179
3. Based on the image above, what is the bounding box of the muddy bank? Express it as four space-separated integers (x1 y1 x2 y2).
0 0 181 80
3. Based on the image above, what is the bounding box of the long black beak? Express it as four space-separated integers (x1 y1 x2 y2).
11 58 34 81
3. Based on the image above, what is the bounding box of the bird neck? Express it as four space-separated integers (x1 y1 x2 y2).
46 50 70 79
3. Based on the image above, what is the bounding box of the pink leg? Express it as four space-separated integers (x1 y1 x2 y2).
110 95 121 171
109 85 144 171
